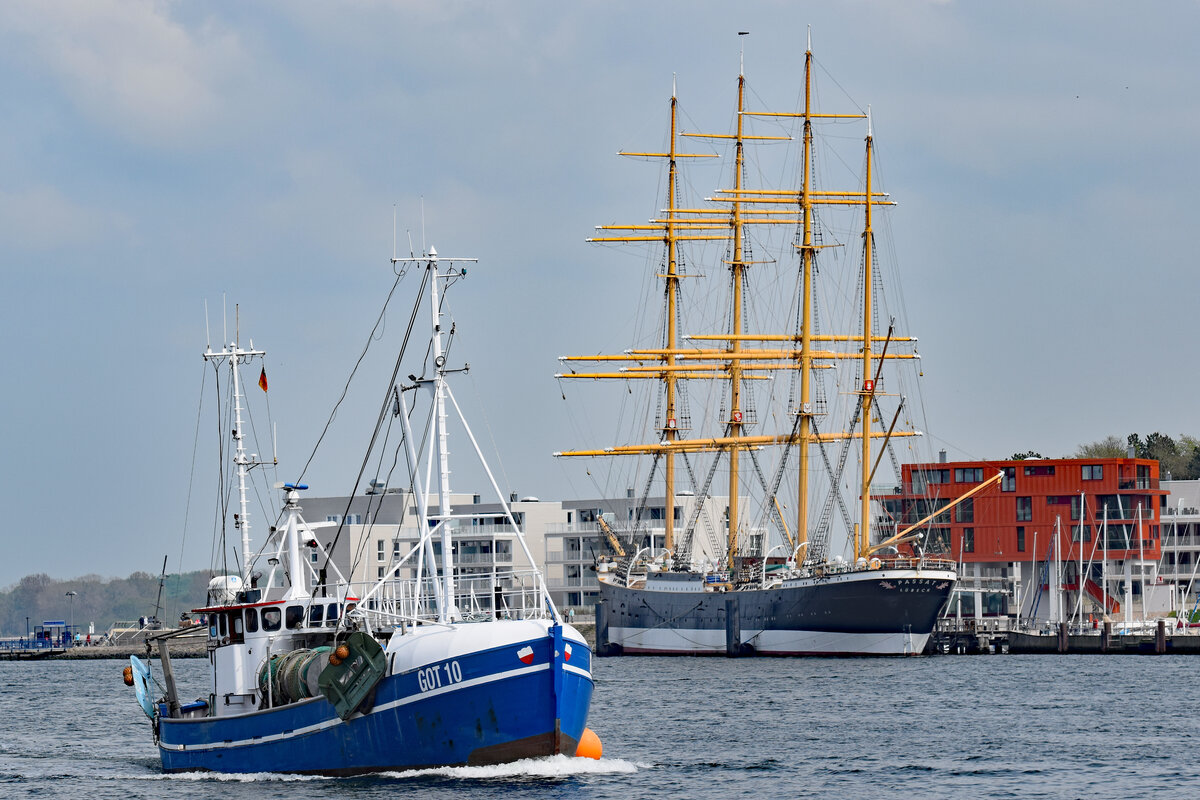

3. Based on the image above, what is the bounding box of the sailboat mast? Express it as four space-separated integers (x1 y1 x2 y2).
726 71 748 568
858 120 876 560
795 45 816 560
663 90 681 555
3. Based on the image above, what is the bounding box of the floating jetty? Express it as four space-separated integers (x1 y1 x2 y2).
930 618 1200 655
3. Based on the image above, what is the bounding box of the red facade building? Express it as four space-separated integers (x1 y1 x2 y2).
885 457 1164 565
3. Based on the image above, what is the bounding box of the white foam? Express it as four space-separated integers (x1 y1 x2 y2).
138 770 332 782
123 755 642 782
379 754 642 779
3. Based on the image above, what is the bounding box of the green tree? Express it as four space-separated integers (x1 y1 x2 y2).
1076 435 1126 458
1010 450 1044 460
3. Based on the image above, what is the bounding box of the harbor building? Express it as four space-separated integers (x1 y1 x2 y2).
885 455 1168 627
1156 479 1200 605
543 492 733 609
282 488 730 612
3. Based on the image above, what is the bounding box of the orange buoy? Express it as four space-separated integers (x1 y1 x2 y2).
122 666 134 686
329 654 342 666
334 644 350 660
575 727 602 760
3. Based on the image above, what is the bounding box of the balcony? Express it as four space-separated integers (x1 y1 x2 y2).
1119 477 1159 491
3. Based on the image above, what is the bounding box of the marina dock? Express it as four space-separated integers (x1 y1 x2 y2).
929 618 1200 655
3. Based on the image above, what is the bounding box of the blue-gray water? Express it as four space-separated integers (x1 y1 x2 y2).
2 655 1197 799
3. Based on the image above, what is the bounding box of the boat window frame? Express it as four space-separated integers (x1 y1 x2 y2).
261 607 282 632
285 605 305 630
244 607 259 634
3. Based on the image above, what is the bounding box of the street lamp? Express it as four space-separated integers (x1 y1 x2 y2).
65 591 77 645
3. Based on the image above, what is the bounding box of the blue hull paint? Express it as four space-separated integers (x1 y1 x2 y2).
159 634 593 774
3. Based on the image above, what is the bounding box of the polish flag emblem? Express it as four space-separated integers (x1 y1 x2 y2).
564 643 573 662
518 646 534 665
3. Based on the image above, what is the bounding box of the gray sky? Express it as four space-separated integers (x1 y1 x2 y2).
2 1 1197 588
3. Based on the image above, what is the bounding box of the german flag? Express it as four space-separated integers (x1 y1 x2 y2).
258 367 268 393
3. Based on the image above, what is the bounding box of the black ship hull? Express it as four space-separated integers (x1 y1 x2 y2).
596 566 956 656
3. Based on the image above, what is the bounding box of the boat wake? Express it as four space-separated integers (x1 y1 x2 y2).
379 754 643 780
126 755 641 783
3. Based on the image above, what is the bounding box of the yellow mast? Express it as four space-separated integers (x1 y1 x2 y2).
796 43 815 562
663 89 680 553
858 115 876 561
726 70 747 569
560 39 923 576
563 83 716 555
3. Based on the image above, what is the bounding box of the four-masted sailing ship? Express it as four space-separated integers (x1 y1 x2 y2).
558 37 985 656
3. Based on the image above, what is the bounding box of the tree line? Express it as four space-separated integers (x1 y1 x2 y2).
1009 432 1200 480
0 570 212 638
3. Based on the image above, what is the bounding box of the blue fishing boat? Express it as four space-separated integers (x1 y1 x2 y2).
127 247 594 774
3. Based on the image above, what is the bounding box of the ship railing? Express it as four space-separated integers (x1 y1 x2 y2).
346 567 555 629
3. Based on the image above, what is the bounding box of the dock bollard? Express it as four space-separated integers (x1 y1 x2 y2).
1156 618 1166 654
1101 620 1111 653
1057 622 1068 654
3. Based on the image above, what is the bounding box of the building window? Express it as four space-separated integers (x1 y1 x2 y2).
1082 465 1103 481
962 528 974 554
955 468 983 483
1023 464 1056 477
377 539 385 560
1072 524 1092 543
955 498 974 523
1001 467 1016 492
1016 526 1025 552
1016 497 1032 522
927 528 951 553
378 566 386 579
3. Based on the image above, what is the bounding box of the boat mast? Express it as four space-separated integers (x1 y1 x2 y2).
726 67 748 568
795 38 816 560
203 332 266 584
663 83 681 555
857 112 876 561
427 247 459 623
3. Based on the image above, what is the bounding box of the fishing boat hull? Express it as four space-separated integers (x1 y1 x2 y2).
157 623 592 774
597 568 955 656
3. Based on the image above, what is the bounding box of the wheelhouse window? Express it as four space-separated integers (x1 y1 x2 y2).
326 603 340 627
285 605 305 629
261 607 282 631
244 608 259 633
308 604 324 626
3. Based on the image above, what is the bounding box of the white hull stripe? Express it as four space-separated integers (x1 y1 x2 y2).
160 661 591 753
609 625 931 655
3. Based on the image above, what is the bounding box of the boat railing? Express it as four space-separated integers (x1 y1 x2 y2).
346 567 555 629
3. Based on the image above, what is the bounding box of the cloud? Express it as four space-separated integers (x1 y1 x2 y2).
0 184 131 254
0 0 247 147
